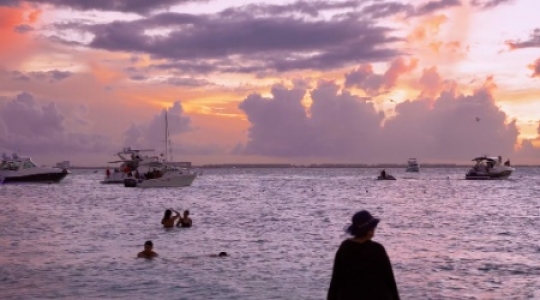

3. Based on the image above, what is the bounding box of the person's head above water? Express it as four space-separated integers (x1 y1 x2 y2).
163 209 172 219
183 210 190 216
144 240 153 251
218 252 228 257
137 240 158 259
346 210 380 238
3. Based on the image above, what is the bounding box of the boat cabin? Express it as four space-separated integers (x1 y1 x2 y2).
0 153 38 171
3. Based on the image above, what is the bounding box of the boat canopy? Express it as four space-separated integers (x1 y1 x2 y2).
472 156 498 162
1 153 32 163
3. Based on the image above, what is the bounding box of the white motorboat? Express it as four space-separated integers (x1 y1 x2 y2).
124 166 197 188
122 108 197 188
0 153 69 183
405 158 420 172
465 156 514 180
100 147 165 184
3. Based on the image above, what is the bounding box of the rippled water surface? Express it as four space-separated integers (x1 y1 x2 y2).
1 168 539 299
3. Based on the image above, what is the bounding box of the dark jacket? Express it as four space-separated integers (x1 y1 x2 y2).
327 239 400 300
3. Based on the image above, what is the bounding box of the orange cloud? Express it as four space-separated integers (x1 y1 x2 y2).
0 5 41 61
407 14 448 43
481 75 497 93
404 8 470 68
529 58 540 78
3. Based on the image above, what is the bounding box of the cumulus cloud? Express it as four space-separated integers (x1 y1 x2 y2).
0 92 112 155
0 0 208 14
238 75 519 163
417 66 455 98
529 58 540 78
308 81 384 158
506 28 540 50
238 82 384 159
345 57 417 95
238 85 311 156
122 101 193 150
52 8 400 73
380 82 519 162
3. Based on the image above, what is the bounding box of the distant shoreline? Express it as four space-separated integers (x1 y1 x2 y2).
68 163 539 169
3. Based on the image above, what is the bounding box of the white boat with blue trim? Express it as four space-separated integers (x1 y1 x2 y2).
0 153 69 183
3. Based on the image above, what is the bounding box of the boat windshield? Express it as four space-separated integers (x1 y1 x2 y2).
23 160 37 169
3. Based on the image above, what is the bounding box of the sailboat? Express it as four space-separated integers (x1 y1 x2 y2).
124 109 197 188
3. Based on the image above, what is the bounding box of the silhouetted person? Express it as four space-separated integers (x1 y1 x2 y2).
137 240 158 259
328 210 400 300
209 252 228 257
162 209 180 228
177 210 193 228
381 169 387 179
504 159 511 166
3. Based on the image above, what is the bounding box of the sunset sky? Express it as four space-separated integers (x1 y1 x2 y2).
0 0 539 166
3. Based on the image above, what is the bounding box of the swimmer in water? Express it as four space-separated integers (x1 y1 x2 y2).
176 210 193 228
209 252 228 258
162 209 180 228
137 241 158 259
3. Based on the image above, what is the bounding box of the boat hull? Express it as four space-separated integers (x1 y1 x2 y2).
405 167 420 173
1 170 68 183
377 175 396 180
124 173 197 188
465 171 512 180
465 170 513 180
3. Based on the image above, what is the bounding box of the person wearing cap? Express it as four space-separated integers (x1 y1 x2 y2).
137 240 158 259
327 210 400 300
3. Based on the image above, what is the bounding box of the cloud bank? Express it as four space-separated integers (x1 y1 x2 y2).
0 92 112 156
0 0 207 14
238 71 522 163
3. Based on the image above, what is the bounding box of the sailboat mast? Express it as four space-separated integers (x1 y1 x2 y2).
165 109 169 162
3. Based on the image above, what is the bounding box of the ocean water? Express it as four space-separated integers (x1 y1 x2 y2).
0 167 539 300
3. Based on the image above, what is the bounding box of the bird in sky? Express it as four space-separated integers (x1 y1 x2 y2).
476 117 480 122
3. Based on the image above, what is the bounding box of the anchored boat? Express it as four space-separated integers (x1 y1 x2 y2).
465 156 514 180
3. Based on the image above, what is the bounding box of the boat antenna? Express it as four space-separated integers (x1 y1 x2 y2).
165 109 169 162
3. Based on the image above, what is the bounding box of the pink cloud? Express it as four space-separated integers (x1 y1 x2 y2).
122 101 193 150
239 75 519 163
345 57 417 96
529 58 540 78
0 92 113 156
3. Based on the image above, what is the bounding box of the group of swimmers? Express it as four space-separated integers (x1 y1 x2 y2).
137 208 228 259
161 208 192 228
137 240 228 259
136 208 400 299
